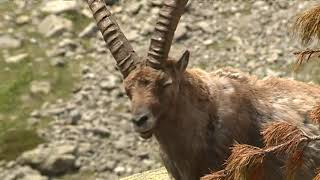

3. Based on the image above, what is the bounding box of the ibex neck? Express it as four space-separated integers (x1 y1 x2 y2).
154 69 262 179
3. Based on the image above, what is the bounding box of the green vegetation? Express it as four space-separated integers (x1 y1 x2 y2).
0 1 89 161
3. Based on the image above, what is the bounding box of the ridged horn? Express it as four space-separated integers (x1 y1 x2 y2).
147 0 189 68
87 0 140 77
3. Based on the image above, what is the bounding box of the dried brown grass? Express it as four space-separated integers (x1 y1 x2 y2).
293 49 320 71
262 121 304 155
293 4 320 45
203 121 320 180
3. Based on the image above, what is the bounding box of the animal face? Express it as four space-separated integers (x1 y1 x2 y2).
87 0 190 138
124 51 190 139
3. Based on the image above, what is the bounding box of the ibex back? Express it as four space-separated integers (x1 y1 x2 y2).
86 0 320 179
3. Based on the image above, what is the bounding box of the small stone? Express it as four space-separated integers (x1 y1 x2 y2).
19 145 77 175
114 166 125 174
5 53 28 64
203 39 214 46
197 21 211 33
41 0 78 14
99 75 118 91
79 22 98 38
150 0 162 6
16 15 30 25
22 174 48 180
58 39 78 50
128 3 142 14
30 81 51 95
38 15 73 37
174 23 188 41
0 35 22 49
92 127 110 137
126 30 139 41
69 109 82 125
50 58 66 67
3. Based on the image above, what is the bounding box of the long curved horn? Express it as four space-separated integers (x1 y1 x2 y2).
147 0 189 68
87 0 140 77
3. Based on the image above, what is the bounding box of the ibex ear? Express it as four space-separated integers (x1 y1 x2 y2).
176 50 189 74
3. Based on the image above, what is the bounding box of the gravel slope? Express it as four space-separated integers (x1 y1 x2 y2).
0 0 319 179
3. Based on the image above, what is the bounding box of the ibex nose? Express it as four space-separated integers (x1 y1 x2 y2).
131 114 149 127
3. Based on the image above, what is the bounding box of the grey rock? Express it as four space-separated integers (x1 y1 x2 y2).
2 166 48 180
126 30 140 41
0 35 22 49
99 75 118 91
38 15 73 37
174 23 188 41
40 0 78 14
58 38 78 50
5 53 28 64
79 22 98 38
19 144 77 175
50 58 66 67
22 174 48 180
114 166 125 174
128 3 143 14
30 81 51 95
69 109 82 125
16 15 31 25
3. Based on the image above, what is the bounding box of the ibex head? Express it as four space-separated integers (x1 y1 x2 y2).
87 0 189 139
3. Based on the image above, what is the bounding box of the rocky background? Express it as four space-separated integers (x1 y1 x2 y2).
0 0 319 180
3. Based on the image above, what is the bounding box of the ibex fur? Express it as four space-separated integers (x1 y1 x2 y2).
87 0 320 179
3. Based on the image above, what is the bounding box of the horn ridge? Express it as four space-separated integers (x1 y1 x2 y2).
87 0 140 77
147 0 189 69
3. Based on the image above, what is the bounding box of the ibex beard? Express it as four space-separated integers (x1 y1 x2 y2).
87 0 320 179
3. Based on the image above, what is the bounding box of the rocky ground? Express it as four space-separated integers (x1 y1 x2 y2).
0 0 319 180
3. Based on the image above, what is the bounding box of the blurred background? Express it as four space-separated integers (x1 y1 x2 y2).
0 0 319 179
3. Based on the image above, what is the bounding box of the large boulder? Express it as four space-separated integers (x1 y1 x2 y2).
40 0 79 14
0 35 22 49
38 15 73 37
18 144 77 175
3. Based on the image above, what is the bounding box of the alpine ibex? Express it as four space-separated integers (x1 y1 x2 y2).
86 0 320 179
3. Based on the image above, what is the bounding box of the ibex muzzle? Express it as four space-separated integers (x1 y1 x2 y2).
87 0 320 179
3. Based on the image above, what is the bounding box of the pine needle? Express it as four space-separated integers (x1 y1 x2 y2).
223 144 265 180
293 49 320 71
293 4 320 45
262 121 303 155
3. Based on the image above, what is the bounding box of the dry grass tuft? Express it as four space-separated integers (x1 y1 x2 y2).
262 121 303 154
203 121 320 180
223 144 265 180
293 4 320 45
293 49 320 71
309 103 320 124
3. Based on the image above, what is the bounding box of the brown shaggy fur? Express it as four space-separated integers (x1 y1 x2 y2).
124 63 320 180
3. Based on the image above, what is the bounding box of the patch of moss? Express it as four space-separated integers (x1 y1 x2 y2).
0 128 45 161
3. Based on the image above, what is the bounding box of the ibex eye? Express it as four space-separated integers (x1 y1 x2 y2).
139 79 150 86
